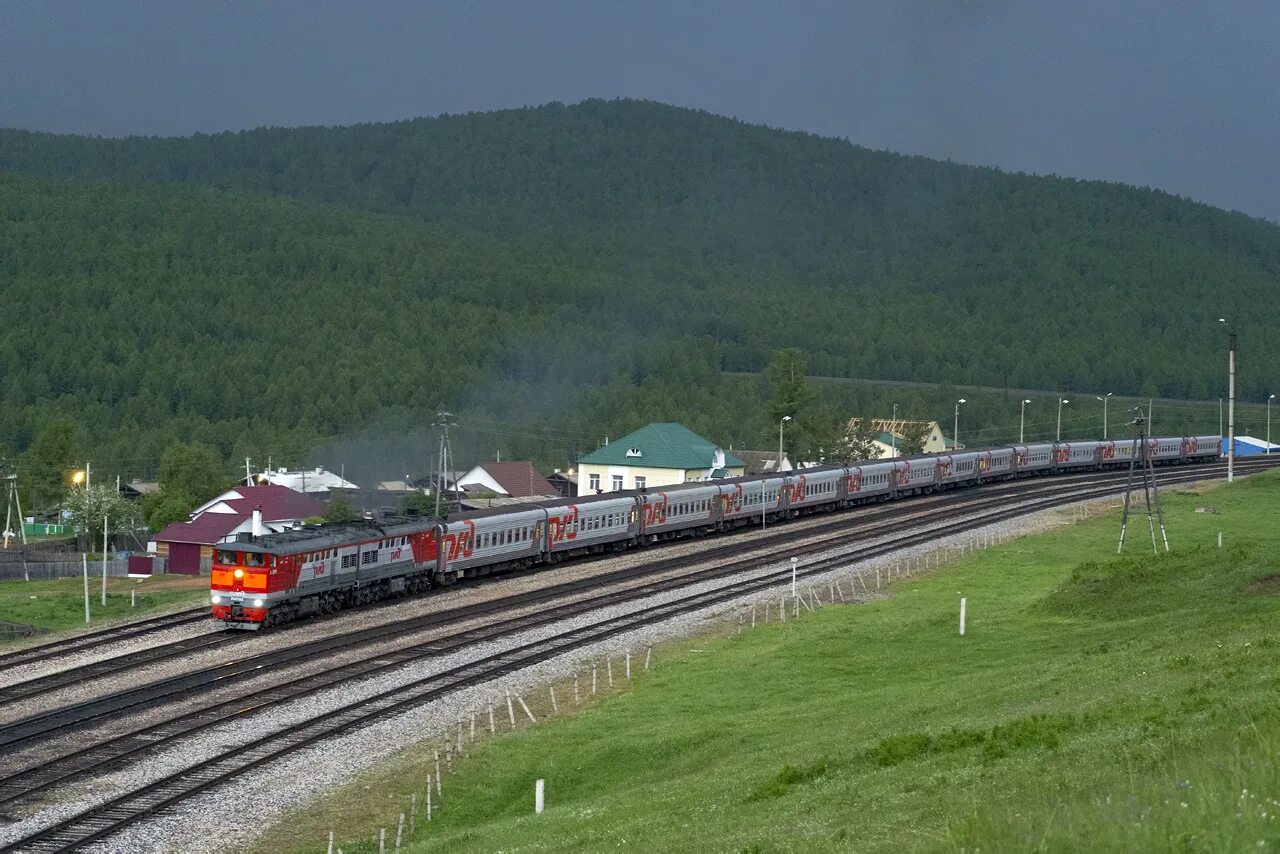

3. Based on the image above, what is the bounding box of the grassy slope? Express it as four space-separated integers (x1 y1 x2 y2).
0 574 209 641
258 472 1280 852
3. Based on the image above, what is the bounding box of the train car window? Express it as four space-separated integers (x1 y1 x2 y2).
246 552 265 567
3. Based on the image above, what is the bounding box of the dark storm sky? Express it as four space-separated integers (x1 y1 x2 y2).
2 1 1277 220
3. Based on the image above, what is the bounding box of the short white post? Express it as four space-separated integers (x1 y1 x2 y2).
592 663 598 694
550 685 559 713
396 813 404 851
959 597 967 636
379 827 385 854
434 754 441 794
506 691 516 727
328 830 334 854
470 710 476 741
607 656 614 686
779 596 786 622
625 650 631 679
875 566 880 588
457 720 464 753
445 741 452 772
858 573 868 594
790 556 797 597
426 777 433 819
574 674 580 702
535 778 545 814
644 646 652 670
751 603 757 627
410 794 417 831
488 705 496 734
518 694 537 723
1218 531 1223 548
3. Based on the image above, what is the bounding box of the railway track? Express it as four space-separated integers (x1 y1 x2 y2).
0 608 207 677
2 460 1271 851
0 461 1226 704
0 459 1237 748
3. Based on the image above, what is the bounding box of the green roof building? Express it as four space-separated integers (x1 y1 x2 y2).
576 423 745 496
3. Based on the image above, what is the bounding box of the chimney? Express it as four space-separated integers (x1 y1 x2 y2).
252 506 263 538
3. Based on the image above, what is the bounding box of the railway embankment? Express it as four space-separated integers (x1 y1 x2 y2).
254 470 1280 852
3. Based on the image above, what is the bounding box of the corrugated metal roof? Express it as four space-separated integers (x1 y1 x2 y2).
578 423 744 470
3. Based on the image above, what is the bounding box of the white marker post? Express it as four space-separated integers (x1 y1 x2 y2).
535 778 545 814
959 597 967 636
791 557 797 597
82 553 90 624
101 514 108 607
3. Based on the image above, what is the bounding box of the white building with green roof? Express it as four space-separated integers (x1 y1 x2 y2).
576 423 746 496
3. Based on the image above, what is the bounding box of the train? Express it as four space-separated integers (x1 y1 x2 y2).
210 435 1221 629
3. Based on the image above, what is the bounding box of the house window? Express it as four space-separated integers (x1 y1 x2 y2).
611 475 623 491
588 473 601 492
634 476 646 490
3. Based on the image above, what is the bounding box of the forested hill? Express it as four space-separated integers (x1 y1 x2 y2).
2 99 1278 483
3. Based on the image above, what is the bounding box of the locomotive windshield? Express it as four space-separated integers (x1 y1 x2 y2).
215 550 238 565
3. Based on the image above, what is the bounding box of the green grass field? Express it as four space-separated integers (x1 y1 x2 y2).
258 472 1280 852
0 574 210 642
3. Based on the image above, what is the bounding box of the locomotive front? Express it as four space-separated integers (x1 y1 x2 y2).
210 544 281 629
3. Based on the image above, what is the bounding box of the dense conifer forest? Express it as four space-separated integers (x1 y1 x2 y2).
2 99 1277 499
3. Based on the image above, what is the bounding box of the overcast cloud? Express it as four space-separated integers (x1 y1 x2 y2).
2 1 1276 220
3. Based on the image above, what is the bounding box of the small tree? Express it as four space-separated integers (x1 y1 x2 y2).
897 421 932 456
400 490 433 516
63 484 148 542
324 496 356 523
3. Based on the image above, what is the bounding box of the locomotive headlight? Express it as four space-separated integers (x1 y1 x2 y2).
253 598 265 607
233 568 244 580
211 594 222 605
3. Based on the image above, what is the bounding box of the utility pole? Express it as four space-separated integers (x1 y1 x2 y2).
1220 319 1236 482
434 411 457 517
953 399 966 450
1096 393 1112 439
2 462 28 548
1117 406 1169 555
1056 398 1069 441
245 457 253 486
1019 399 1031 444
85 461 91 489
890 403 897 458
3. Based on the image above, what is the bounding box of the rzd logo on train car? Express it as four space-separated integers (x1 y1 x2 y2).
548 506 579 542
845 471 863 492
978 454 991 473
645 494 669 525
783 476 806 504
720 485 744 514
1054 446 1070 464
443 521 476 560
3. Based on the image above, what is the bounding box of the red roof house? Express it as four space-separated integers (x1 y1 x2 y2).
455 462 557 498
151 485 325 575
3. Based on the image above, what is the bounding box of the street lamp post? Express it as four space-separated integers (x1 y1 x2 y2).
778 415 791 470
1019 399 1031 443
1220 318 1236 482
953 399 966 450
890 403 897 459
1056 398 1069 441
1096 393 1113 439
1268 394 1275 455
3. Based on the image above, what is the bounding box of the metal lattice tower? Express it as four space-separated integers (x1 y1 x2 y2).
433 411 457 518
1116 406 1170 555
2 457 27 548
